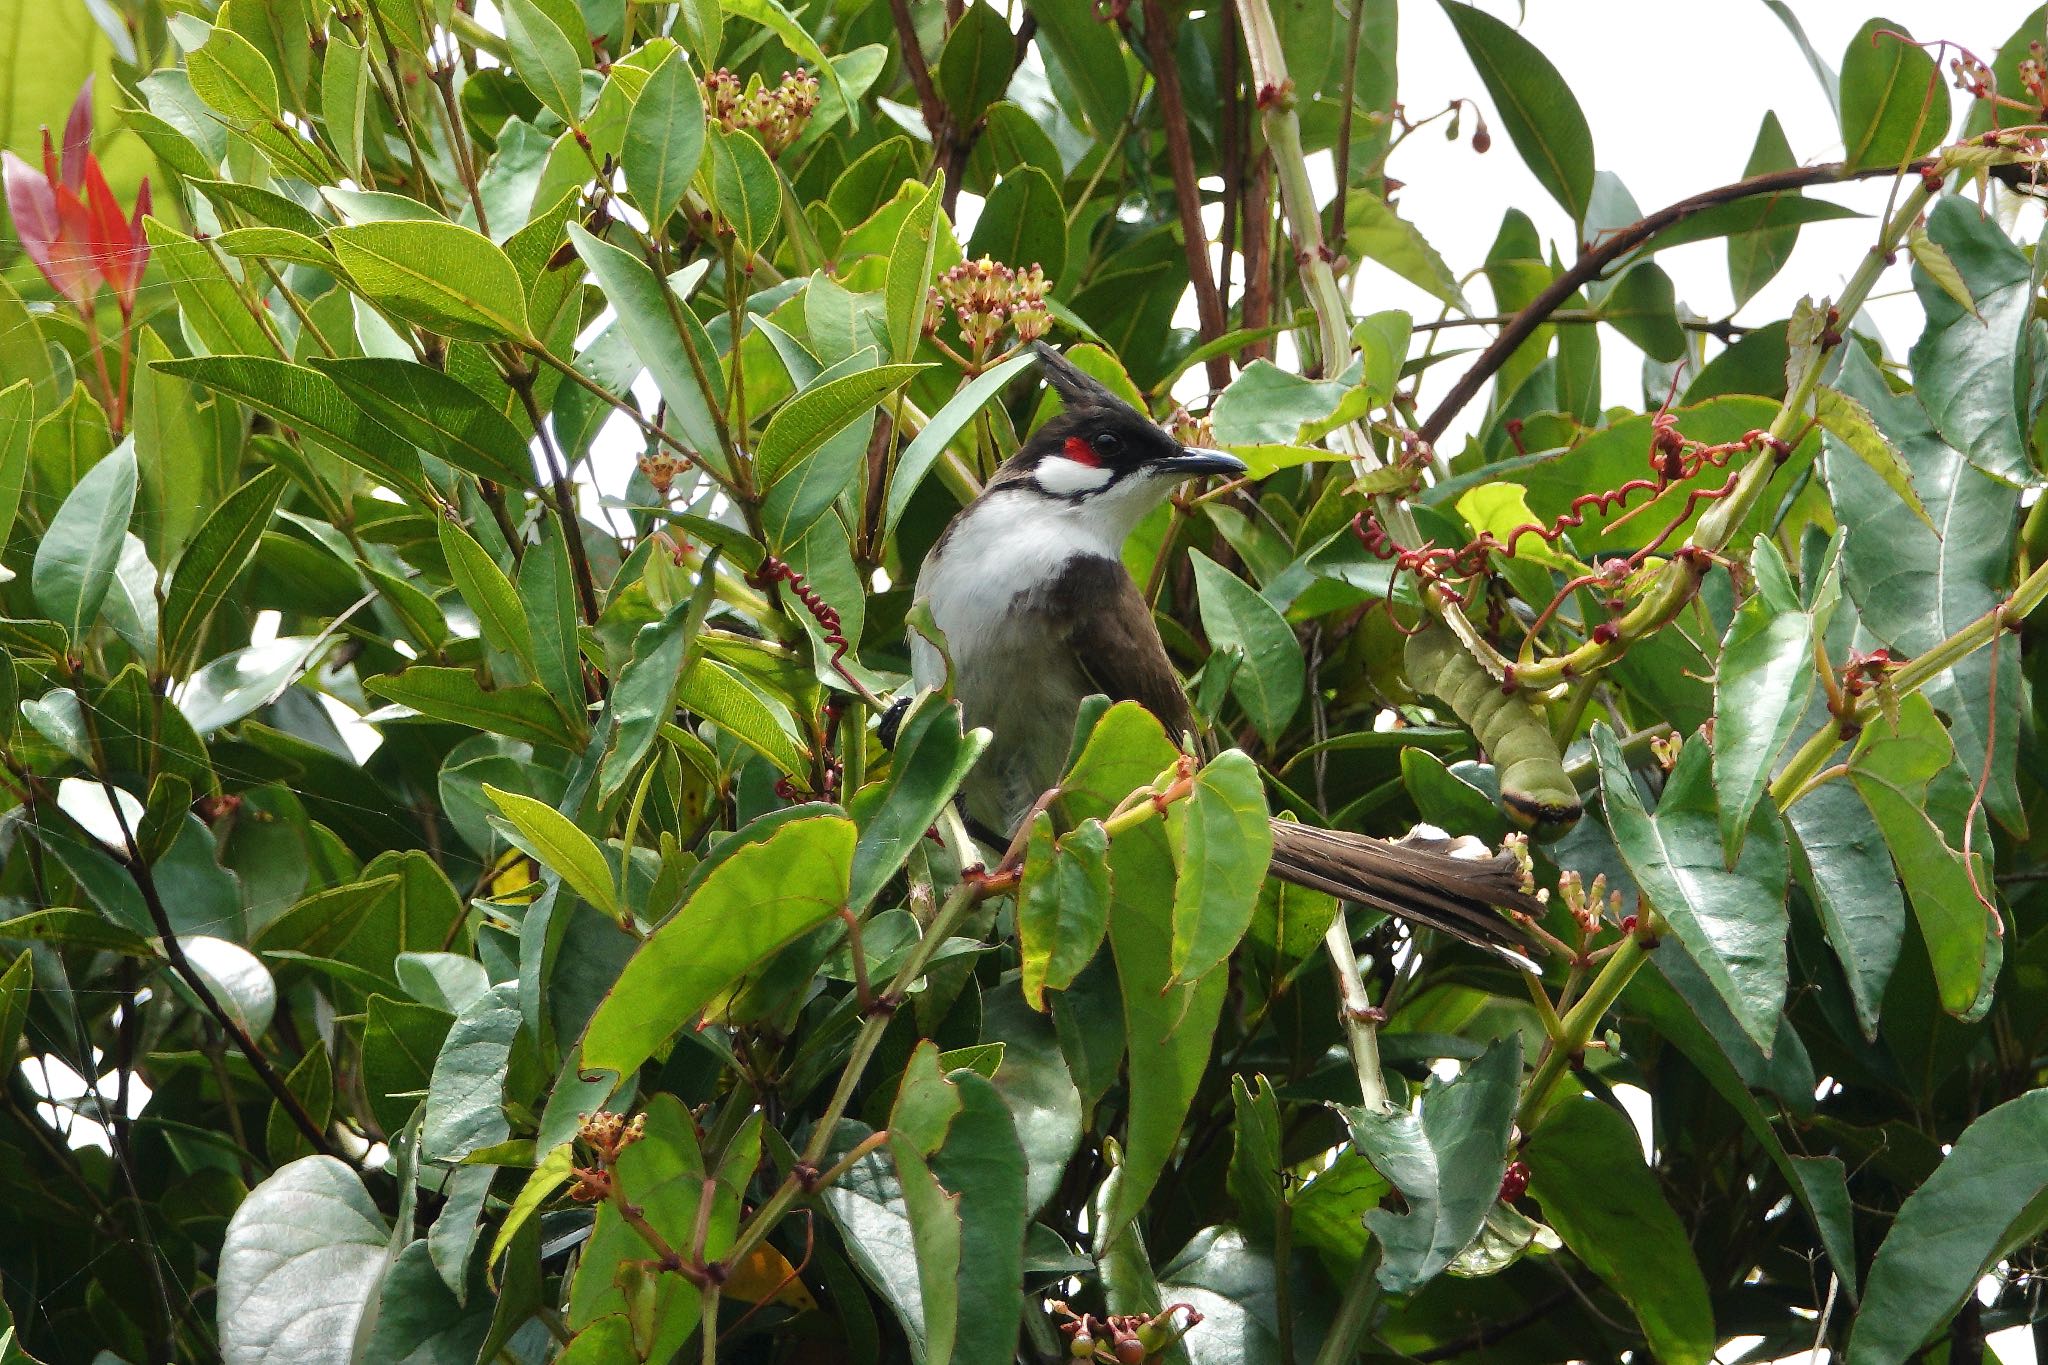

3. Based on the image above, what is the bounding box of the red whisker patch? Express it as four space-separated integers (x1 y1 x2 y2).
1062 436 1102 467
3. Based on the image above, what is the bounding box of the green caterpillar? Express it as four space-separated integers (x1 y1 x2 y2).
1403 622 1583 838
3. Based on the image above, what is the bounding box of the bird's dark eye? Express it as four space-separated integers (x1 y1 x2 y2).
1093 431 1122 457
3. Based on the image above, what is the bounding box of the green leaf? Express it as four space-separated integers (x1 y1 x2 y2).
598 592 705 802
1030 0 1128 139
1839 18 1949 171
1594 725 1789 1050
885 351 1036 537
144 218 283 359
1597 263 1685 363
719 0 853 126
490 1142 576 1274
322 30 370 179
1228 1075 1285 1244
156 355 427 498
1713 554 1817 861
623 50 705 228
503 0 586 125
485 786 621 922
1189 550 1304 744
579 814 854 1077
1816 385 1933 529
703 127 781 259
1847 1088 2048 1364
885 182 943 365
422 983 521 1163
1342 193 1466 310
1787 777 1906 1041
330 220 533 342
1526 1097 1716 1365
217 1157 390 1364
367 667 576 745
187 25 280 124
439 519 538 684
1166 750 1271 985
1059 703 1222 1238
1847 695 1999 1018
132 328 231 568
520 513 586 717
566 222 723 459
265 1039 333 1165
981 989 1083 1216
313 357 536 488
566 1098 708 1353
257 852 466 987
1439 1 1595 222
887 1042 1030 1365
1828 344 2021 827
1017 813 1111 1011
967 167 1065 283
756 360 926 486
33 443 136 645
161 468 289 676
851 696 988 911
363 994 455 1136
360 1240 493 1364
0 949 31 1069
936 0 1012 125
1344 1038 1519 1293
1729 112 1801 304
676 655 811 775
1908 196 2033 486
0 383 32 553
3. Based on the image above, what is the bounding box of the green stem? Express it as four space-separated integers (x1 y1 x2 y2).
1313 1242 1384 1365
1518 924 1654 1129
1512 178 1936 694
1771 551 2048 808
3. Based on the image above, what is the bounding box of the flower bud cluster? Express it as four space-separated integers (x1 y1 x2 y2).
701 67 820 156
928 257 1052 356
1166 407 1215 450
1554 870 1624 936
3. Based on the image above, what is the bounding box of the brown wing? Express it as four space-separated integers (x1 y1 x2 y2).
1053 556 1196 744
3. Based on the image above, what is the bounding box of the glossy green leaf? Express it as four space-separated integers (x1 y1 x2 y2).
566 1094 708 1353
361 662 570 742
851 695 987 911
1848 1088 2048 1364
885 351 1036 537
503 0 586 125
363 995 455 1137
1526 1098 1715 1365
330 220 533 342
1713 555 1816 861
1729 111 1799 305
264 1039 333 1166
598 591 706 803
703 127 780 259
439 519 537 684
579 814 854 1077
1787 775 1905 1040
565 222 724 459
520 513 586 717
1017 813 1111 1011
1839 18 1949 171
217 1157 390 1364
161 468 288 676
622 51 704 228
1594 725 1789 1050
1345 1037 1519 1293
1189 550 1303 744
0 382 31 553
755 360 926 486
0 950 34 1069
885 182 943 365
156 355 427 498
1829 344 2021 826
1439 1 1595 222
1342 192 1466 310
936 1 1013 125
485 786 620 922
1059 703 1223 1238
719 0 853 124
143 218 279 358
1165 749 1270 984
322 29 369 179
1816 384 1933 529
675 655 811 775
313 357 535 488
422 983 521 1163
1847 695 1999 1018
1907 195 2032 486
32 443 136 644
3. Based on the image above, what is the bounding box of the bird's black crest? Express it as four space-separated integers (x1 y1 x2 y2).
1030 342 1139 418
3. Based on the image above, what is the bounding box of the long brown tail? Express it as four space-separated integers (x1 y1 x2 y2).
1267 820 1545 965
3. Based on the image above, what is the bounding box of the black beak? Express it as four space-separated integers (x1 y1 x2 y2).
1156 446 1248 479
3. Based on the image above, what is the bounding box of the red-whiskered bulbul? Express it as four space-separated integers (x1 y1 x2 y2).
910 344 1542 960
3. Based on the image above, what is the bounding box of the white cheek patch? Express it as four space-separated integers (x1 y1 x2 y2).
1035 456 1116 497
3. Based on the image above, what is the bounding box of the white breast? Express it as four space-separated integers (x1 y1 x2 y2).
912 490 1119 833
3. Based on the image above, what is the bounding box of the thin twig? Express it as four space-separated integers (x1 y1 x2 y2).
1140 0 1230 390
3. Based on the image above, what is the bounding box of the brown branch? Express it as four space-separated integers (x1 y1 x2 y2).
888 0 956 204
1240 147 1274 365
1218 13 1241 335
508 366 602 624
1417 157 1937 444
1140 0 1231 391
